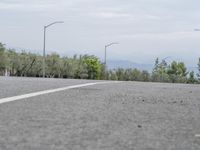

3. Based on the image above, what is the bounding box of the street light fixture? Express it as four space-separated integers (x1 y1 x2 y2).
43 21 64 78
104 42 119 66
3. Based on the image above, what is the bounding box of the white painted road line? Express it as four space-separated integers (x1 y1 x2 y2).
0 82 114 105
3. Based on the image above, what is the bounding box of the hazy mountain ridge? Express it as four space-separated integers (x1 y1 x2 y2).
107 60 153 71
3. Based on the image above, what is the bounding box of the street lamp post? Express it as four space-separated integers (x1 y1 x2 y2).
104 42 118 80
104 42 119 67
43 21 64 78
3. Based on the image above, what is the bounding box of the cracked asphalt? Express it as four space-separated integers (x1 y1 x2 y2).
0 77 200 150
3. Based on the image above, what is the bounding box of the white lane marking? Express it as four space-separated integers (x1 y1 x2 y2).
0 81 114 105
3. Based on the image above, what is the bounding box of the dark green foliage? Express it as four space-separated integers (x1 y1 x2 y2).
141 70 150 82
131 69 142 81
197 58 200 81
0 43 6 74
100 63 106 80
106 68 148 82
187 71 198 84
115 68 125 81
151 58 196 83
151 58 169 82
167 61 188 83
46 53 61 78
0 42 199 84
0 46 101 80
83 55 101 80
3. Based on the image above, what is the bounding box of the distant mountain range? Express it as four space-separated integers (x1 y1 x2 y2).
107 60 153 72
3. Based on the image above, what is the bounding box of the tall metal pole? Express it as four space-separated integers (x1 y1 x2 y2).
104 42 119 68
105 45 107 66
104 42 118 80
42 21 64 78
104 45 108 80
43 26 46 78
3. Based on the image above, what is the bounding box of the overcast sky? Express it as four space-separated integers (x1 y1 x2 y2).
1 0 200 66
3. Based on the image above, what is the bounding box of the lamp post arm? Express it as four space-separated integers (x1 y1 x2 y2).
43 27 46 78
106 42 119 48
42 21 64 78
104 42 119 63
45 21 64 28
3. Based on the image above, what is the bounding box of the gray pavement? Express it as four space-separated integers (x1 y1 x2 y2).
0 77 99 99
0 77 200 150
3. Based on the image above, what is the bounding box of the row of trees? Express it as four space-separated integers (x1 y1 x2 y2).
105 58 199 84
0 43 200 84
0 43 102 79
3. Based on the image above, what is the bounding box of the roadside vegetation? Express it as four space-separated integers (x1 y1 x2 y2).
0 43 199 84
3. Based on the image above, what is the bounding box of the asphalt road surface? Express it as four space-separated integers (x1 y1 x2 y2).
0 77 200 150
